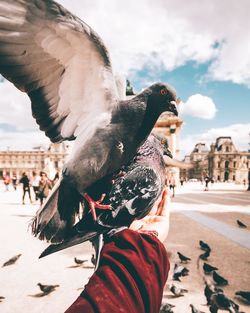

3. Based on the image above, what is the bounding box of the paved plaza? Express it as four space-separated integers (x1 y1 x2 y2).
0 182 249 313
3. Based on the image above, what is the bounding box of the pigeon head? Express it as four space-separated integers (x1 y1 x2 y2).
146 83 178 116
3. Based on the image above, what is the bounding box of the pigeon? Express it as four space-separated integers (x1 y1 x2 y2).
177 252 191 263
74 257 88 266
160 302 175 313
0 296 5 302
212 271 228 286
204 281 223 306
199 249 210 260
2 254 22 267
38 134 170 257
172 264 189 281
190 304 206 313
37 283 59 295
203 263 218 275
210 291 240 313
235 291 250 303
170 284 188 297
236 220 247 228
0 0 178 244
199 240 211 252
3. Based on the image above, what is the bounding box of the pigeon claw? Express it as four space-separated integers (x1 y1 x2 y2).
83 193 111 221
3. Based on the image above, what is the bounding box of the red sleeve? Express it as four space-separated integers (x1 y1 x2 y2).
64 229 170 313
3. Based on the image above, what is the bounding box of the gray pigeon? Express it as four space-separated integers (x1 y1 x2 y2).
235 291 250 303
2 254 21 267
160 303 175 313
37 283 59 295
0 0 177 244
170 284 188 297
39 134 170 257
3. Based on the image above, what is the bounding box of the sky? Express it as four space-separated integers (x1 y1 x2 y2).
0 0 249 158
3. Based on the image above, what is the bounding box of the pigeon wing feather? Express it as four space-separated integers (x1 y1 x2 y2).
0 0 118 142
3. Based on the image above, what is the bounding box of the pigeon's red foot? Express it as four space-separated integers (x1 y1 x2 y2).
83 193 111 221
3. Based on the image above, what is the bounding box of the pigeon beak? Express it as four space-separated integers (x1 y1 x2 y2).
169 100 178 116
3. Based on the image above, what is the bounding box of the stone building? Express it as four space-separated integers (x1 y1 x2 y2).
182 136 250 183
0 142 69 180
154 102 183 182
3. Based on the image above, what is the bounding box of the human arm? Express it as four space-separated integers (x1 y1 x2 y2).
64 189 170 313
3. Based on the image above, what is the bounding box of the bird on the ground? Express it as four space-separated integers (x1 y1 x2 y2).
0 0 177 245
170 284 188 297
37 283 59 295
210 290 240 313
177 252 191 263
0 296 5 302
160 302 175 313
213 271 228 286
236 220 247 228
190 304 206 313
172 264 189 281
2 254 22 267
203 262 218 275
74 257 88 266
235 291 250 303
204 281 223 306
200 249 210 260
199 240 211 252
39 134 172 257
91 254 96 267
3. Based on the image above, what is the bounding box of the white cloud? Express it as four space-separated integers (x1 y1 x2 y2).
0 81 37 131
180 123 250 158
179 94 217 119
58 0 250 87
0 129 50 150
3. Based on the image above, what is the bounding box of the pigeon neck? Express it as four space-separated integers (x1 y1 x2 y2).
134 99 161 147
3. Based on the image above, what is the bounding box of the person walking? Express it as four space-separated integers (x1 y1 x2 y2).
11 173 18 191
31 171 40 201
38 172 52 206
19 172 32 204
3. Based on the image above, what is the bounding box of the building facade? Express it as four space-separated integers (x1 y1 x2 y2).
0 143 69 180
182 136 250 183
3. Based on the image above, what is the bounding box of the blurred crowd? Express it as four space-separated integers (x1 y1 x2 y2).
1 171 60 205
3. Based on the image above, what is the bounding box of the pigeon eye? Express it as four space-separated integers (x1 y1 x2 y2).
160 88 167 95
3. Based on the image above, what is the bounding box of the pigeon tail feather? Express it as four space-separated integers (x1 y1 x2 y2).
31 177 81 244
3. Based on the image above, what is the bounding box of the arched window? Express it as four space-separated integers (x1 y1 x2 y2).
225 161 229 168
226 146 229 152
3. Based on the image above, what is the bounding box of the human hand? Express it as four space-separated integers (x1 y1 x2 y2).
130 187 170 243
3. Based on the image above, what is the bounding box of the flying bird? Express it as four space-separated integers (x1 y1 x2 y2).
199 249 210 261
236 220 247 228
203 262 218 275
199 240 211 252
169 284 188 297
177 251 191 263
38 134 171 257
190 304 205 313
210 290 240 313
0 0 178 244
235 291 250 303
203 279 224 306
212 271 228 286
37 283 59 295
2 254 22 267
172 263 189 281
160 303 175 313
74 257 88 266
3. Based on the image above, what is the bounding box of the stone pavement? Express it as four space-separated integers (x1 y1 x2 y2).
0 182 249 313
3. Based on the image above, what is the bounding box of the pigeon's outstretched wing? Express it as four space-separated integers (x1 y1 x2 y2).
0 0 118 142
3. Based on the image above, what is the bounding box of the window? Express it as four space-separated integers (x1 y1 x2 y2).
218 162 220 168
225 161 229 168
233 161 236 168
226 146 229 152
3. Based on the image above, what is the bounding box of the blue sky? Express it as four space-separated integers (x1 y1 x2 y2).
0 0 249 158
